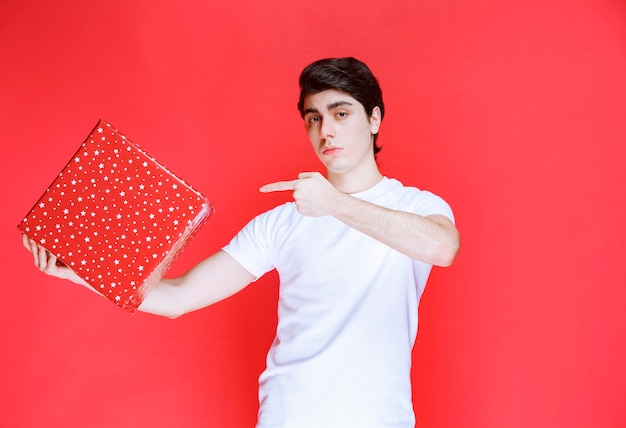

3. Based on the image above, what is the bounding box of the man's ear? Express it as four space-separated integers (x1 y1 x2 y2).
370 106 382 134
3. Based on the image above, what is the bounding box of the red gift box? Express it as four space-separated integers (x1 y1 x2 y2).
18 119 213 313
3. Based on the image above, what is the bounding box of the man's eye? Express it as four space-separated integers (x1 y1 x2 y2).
337 112 348 118
309 116 320 123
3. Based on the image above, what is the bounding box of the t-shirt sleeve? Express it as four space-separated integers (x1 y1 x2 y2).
222 211 276 281
405 189 455 224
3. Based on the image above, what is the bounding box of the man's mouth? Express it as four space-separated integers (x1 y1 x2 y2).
322 147 342 155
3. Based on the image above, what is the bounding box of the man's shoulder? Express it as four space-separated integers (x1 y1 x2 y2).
384 176 445 197
379 177 425 198
248 201 299 229
381 177 454 218
260 200 297 217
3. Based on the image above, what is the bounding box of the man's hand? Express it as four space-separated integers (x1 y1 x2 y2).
22 234 88 286
260 172 341 217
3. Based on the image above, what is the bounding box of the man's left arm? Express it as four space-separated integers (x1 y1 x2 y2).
260 172 460 266
332 196 458 266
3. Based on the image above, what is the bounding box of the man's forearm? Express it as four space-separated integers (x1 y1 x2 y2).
138 250 256 318
330 192 460 266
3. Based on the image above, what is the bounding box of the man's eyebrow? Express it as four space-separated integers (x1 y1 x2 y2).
328 100 353 110
303 100 354 116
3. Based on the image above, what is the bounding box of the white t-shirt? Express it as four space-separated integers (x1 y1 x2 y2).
222 177 454 428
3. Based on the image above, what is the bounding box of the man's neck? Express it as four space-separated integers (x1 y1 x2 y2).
328 169 384 194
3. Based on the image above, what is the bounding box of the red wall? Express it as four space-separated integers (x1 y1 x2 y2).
1 1 625 427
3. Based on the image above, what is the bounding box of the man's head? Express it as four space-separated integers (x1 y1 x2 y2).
298 57 385 155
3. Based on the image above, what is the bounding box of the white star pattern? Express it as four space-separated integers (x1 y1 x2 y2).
17 119 213 313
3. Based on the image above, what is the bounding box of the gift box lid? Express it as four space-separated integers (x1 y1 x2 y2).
18 119 214 313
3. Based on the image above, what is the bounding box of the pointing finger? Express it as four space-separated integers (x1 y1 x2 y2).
259 180 297 193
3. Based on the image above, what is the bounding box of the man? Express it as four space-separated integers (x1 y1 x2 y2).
24 57 460 427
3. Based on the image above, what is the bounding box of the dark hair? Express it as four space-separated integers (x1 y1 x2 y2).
298 57 385 155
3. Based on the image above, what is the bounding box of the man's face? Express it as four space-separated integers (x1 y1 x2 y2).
302 89 381 177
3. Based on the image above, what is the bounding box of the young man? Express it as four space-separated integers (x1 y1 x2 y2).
24 57 460 427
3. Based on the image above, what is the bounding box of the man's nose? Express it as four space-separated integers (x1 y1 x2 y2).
320 120 335 140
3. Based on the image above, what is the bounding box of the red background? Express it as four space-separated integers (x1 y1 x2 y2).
1 1 625 427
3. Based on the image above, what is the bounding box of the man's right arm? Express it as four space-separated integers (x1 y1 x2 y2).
22 234 256 318
138 250 255 318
